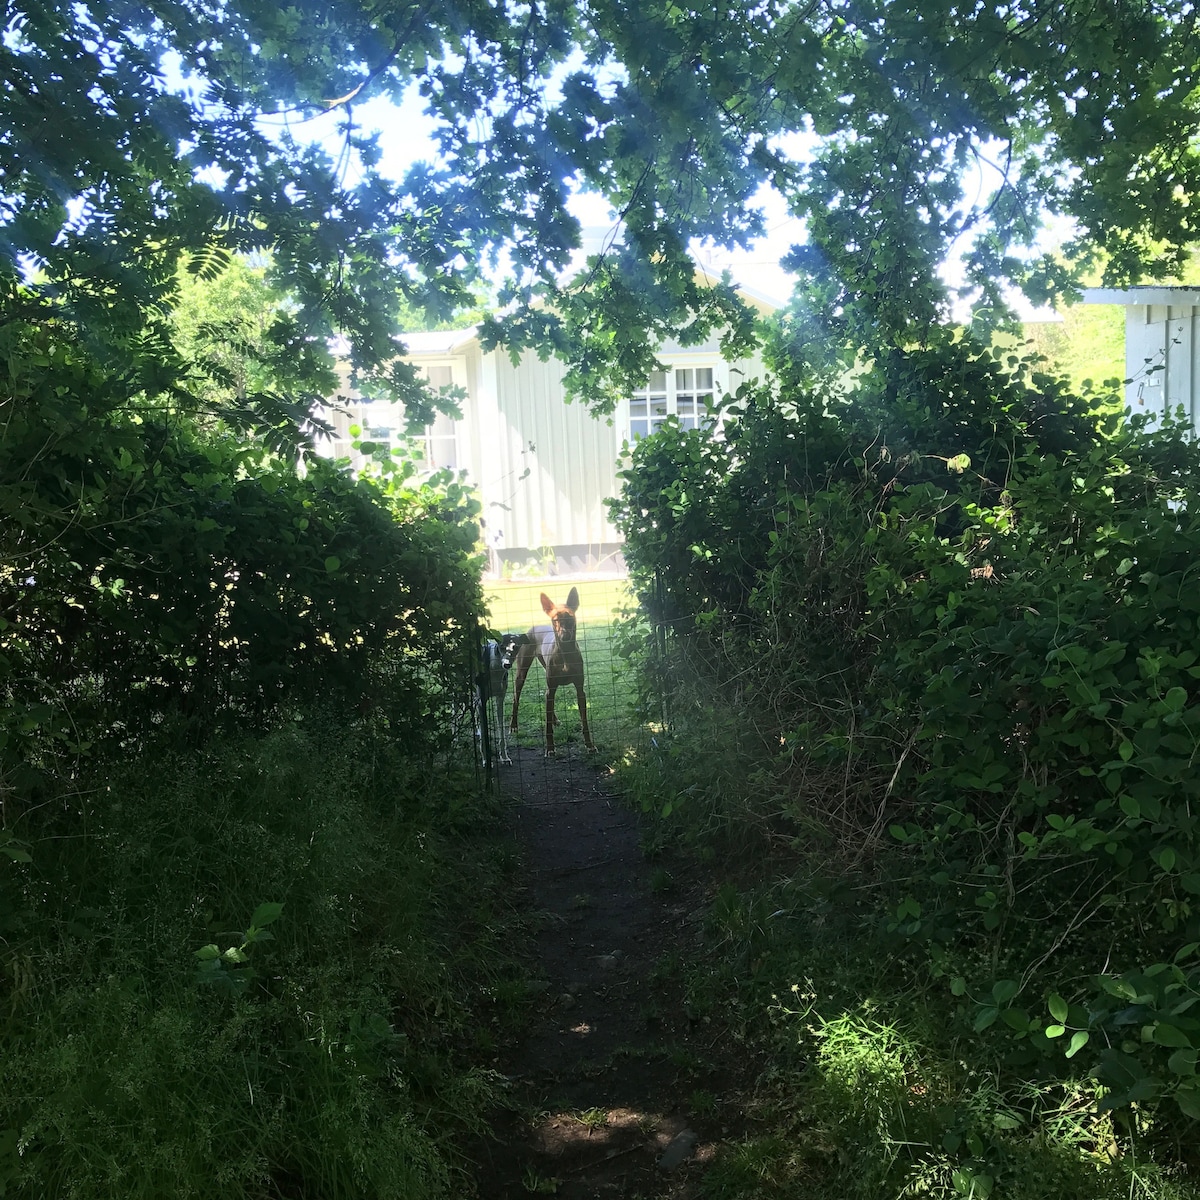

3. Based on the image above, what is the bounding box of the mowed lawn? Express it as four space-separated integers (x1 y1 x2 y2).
484 577 636 754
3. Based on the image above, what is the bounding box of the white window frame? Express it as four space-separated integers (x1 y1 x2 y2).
418 360 465 473
322 358 467 473
358 399 397 451
624 361 720 442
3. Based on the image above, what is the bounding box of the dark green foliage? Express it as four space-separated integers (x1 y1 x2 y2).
0 720 519 1200
0 295 482 777
4 0 1200 420
0 271 498 1197
613 334 1200 1190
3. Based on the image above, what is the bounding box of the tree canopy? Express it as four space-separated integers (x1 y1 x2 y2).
3 0 1200 416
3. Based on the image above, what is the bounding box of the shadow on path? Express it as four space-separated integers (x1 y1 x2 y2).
472 743 728 1199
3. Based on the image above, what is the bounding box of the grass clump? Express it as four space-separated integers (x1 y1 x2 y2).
0 717 524 1200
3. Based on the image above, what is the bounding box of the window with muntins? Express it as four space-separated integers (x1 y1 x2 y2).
628 366 716 439
422 364 460 471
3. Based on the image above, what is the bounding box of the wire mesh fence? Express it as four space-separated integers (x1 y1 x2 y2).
469 576 645 794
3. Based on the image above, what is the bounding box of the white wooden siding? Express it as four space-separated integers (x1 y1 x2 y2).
319 318 772 567
487 351 623 555
1084 289 1200 434
1122 305 1200 430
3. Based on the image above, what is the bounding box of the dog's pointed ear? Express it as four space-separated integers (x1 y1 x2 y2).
565 587 579 612
540 592 555 615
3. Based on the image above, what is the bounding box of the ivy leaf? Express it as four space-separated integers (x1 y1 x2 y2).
974 1006 1000 1032
1175 1083 1200 1120
1168 1049 1198 1077
1152 1023 1193 1049
992 979 1019 1006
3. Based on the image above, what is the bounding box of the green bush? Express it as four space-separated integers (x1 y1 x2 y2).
613 332 1200 1191
1 303 483 776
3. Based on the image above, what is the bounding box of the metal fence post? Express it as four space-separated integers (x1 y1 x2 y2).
654 568 671 734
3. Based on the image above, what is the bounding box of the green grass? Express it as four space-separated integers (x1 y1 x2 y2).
700 984 1196 1200
484 577 631 630
0 714 526 1200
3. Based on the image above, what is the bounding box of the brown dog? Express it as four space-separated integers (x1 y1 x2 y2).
508 587 596 755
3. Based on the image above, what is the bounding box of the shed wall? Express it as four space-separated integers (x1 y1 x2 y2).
1124 305 1200 430
484 350 624 564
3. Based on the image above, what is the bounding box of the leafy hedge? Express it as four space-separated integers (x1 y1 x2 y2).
1 299 482 782
0 286 508 1198
611 332 1200 1189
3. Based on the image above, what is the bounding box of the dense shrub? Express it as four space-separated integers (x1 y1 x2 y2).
0 288 506 1198
612 332 1200 1192
1 305 482 785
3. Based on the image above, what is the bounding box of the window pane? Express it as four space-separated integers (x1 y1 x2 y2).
426 436 457 470
427 365 453 390
361 400 394 429
627 364 720 444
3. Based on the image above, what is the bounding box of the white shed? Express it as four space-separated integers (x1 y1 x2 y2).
320 286 773 574
1082 287 1200 430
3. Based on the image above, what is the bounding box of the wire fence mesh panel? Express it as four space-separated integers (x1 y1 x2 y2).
476 576 643 792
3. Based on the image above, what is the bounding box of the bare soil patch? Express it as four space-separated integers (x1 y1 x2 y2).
471 744 738 1199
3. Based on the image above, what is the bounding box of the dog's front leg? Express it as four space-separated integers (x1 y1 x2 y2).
494 691 512 764
475 682 490 766
509 658 531 733
575 682 596 752
544 684 557 755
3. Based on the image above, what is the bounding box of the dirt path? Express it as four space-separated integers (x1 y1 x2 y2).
472 744 731 1199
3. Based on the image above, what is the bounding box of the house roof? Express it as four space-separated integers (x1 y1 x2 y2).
1083 286 1200 306
396 328 479 355
692 264 782 315
393 270 779 361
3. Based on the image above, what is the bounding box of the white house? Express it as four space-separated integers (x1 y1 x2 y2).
1083 287 1200 431
320 281 776 575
